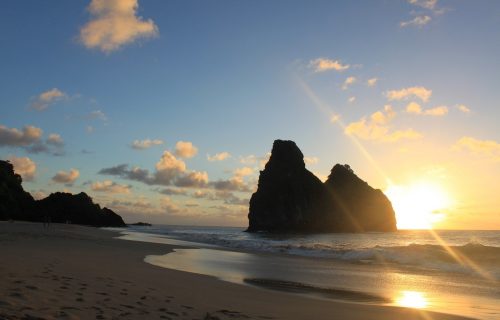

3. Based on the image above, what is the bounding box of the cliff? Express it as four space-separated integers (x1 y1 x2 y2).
247 140 397 233
0 160 126 227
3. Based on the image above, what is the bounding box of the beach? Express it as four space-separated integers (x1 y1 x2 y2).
0 222 475 320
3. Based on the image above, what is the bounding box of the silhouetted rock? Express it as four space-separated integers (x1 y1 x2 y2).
0 159 126 227
247 140 328 232
37 192 126 227
0 160 36 221
324 164 397 232
129 222 152 226
247 140 397 233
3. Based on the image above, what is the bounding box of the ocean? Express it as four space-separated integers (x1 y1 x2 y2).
115 225 500 320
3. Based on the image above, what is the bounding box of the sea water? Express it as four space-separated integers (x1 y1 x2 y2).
118 225 500 320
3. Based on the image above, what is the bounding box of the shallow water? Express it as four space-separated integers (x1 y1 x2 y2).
117 227 500 320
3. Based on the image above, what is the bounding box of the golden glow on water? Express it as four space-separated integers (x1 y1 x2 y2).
395 291 428 309
385 181 452 229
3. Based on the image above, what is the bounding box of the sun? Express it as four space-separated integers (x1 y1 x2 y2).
385 181 452 229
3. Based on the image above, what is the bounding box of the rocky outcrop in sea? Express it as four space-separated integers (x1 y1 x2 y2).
247 140 397 233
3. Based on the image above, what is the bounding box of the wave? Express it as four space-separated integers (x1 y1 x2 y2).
131 226 500 277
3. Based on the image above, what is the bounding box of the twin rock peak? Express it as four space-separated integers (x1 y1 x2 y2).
247 140 397 233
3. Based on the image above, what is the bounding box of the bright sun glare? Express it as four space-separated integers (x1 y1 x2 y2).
395 291 428 309
385 181 452 230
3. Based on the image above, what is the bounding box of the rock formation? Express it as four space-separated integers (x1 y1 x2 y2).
0 160 36 221
37 192 126 227
324 164 397 232
247 140 328 232
247 140 397 233
0 160 126 227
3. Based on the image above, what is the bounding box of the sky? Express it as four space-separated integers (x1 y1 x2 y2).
1 0 499 229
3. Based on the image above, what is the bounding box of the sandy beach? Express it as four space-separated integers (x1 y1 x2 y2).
0 222 474 320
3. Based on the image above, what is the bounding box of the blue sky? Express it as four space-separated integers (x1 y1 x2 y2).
1 0 499 228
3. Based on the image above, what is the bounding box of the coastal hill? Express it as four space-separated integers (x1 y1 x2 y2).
0 160 125 227
247 140 397 233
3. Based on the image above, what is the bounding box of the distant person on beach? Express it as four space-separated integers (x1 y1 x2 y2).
43 215 51 228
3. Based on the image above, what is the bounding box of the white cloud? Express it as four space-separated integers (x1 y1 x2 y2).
330 114 341 123
345 105 422 143
456 104 471 114
7 156 36 181
175 171 208 188
52 169 80 184
239 155 258 165
424 105 448 116
91 180 131 194
79 0 159 53
386 86 432 102
47 133 64 146
342 76 356 90
89 110 107 121
367 78 378 87
155 151 187 183
400 15 432 27
406 102 448 116
234 166 254 177
304 157 319 165
0 125 43 147
31 88 67 111
309 58 350 72
453 137 500 161
408 0 437 10
174 141 198 158
160 196 181 214
131 139 163 150
207 152 231 161
406 102 422 114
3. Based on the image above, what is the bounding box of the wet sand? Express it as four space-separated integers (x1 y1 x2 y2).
0 221 474 320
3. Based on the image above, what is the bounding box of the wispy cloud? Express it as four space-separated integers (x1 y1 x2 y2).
47 133 64 146
408 0 437 10
309 58 350 73
131 139 163 150
367 78 378 87
304 157 319 165
31 88 67 111
79 0 159 53
401 0 445 28
456 104 471 114
207 152 231 161
88 110 107 121
342 76 356 90
453 137 500 161
91 180 131 194
7 156 37 181
406 102 448 116
345 105 422 142
386 86 432 102
400 15 431 28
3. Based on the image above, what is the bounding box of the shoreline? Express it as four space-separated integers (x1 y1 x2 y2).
0 221 475 320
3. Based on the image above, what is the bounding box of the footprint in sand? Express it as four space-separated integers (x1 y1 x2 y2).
9 292 24 299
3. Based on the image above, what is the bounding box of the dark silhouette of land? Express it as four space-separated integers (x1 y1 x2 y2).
247 140 397 233
0 160 125 227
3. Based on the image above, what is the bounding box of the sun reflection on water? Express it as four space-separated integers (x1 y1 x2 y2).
395 291 428 309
